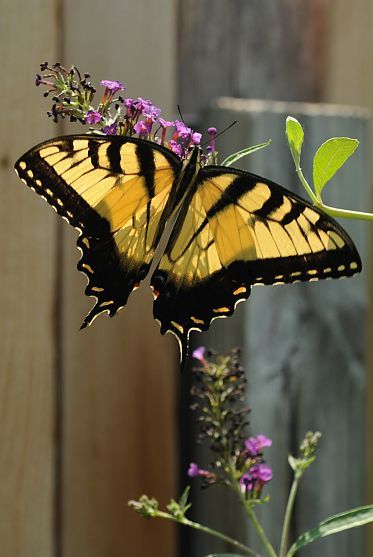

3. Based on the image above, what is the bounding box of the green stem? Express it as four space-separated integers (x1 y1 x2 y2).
156 510 261 557
243 502 277 557
279 472 302 557
296 162 373 221
295 164 319 205
226 458 277 557
316 202 373 221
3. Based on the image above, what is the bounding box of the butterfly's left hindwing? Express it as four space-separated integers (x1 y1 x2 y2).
15 135 181 327
151 166 362 361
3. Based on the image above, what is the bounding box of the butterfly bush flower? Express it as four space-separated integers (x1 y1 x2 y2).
245 434 273 457
100 79 125 93
134 120 152 137
240 463 273 497
192 345 207 365
102 123 118 135
86 110 102 124
187 348 272 500
34 62 220 162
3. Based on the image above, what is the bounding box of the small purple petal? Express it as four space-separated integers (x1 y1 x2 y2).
250 463 273 483
168 140 183 158
192 346 206 362
245 434 272 456
134 120 151 136
240 473 254 493
134 97 153 114
124 97 134 108
143 104 161 121
256 434 272 450
102 123 118 135
159 118 174 128
245 436 260 456
100 80 126 93
86 110 102 124
192 132 202 145
174 120 192 139
188 463 200 478
208 127 217 152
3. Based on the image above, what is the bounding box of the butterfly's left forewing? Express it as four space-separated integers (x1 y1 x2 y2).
15 135 182 327
151 165 362 361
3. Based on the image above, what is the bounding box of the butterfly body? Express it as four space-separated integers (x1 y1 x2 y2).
15 135 361 362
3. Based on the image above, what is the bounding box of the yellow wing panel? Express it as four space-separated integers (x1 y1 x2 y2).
15 135 182 328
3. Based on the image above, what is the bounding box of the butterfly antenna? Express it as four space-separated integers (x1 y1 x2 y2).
201 120 238 148
177 105 186 125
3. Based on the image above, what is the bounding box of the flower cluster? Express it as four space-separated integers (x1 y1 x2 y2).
189 347 272 499
35 62 217 162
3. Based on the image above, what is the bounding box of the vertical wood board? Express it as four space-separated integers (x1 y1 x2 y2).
0 1 59 555
178 0 327 117
201 99 369 557
62 2 178 556
323 2 373 552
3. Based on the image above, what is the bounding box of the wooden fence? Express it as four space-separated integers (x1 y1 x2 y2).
1 1 178 556
1 1 373 557
190 99 369 557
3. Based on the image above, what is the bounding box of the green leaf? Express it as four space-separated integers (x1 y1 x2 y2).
286 116 304 167
221 140 271 167
313 137 359 199
286 505 373 557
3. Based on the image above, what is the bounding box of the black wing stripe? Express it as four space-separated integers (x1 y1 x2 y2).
136 142 156 198
88 140 100 169
107 141 122 174
279 202 305 225
205 175 256 218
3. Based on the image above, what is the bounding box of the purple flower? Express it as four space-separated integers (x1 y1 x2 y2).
240 463 273 494
133 97 153 114
250 463 273 483
192 346 206 362
102 123 118 135
240 472 254 492
134 120 152 137
159 118 174 128
168 140 183 158
85 110 102 124
143 103 161 121
245 434 272 456
188 463 200 477
174 120 192 139
100 80 126 93
191 132 202 145
159 118 175 145
208 126 217 152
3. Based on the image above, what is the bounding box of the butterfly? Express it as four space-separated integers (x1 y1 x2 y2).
15 134 361 363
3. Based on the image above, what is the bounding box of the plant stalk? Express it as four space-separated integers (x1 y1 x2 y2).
279 472 302 557
244 503 277 557
156 510 261 557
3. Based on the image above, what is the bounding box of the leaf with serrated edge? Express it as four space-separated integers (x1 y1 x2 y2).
313 137 359 198
286 116 304 167
221 140 271 167
287 505 373 557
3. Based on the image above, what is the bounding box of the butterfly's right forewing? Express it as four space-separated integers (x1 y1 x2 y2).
15 135 182 327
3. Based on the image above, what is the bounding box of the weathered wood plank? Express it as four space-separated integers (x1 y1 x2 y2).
192 99 369 557
62 2 178 556
0 0 59 555
323 2 373 552
178 0 327 117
